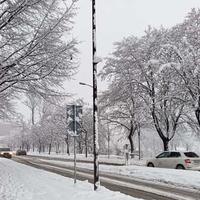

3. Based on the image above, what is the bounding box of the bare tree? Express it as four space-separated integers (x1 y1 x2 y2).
100 58 146 155
160 9 200 136
0 0 78 117
23 91 41 125
100 28 186 151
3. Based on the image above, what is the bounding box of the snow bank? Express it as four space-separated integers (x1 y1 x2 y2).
28 152 200 190
41 159 200 191
28 151 125 165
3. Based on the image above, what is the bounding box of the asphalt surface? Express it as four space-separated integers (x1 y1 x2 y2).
12 156 200 200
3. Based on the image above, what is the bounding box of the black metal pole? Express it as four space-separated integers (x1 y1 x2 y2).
92 0 99 191
85 130 88 158
73 136 77 183
138 124 141 160
107 123 110 159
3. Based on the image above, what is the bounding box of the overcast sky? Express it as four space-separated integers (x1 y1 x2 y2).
65 0 200 104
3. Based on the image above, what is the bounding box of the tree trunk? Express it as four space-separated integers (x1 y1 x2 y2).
21 143 23 150
67 143 70 155
128 131 134 158
195 107 200 127
26 144 29 152
108 133 110 159
65 136 70 156
152 108 170 152
56 143 60 154
32 107 35 125
128 122 135 158
163 138 169 151
48 143 52 155
138 127 141 160
78 141 81 154
38 142 41 154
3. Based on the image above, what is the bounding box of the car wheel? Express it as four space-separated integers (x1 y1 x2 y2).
147 163 154 167
176 164 185 170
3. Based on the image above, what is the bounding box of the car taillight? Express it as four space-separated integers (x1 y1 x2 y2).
185 159 191 164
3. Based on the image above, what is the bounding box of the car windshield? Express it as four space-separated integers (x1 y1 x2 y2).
156 152 171 158
184 152 199 158
0 148 10 151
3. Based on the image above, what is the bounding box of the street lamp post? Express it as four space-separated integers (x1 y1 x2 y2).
79 0 99 190
92 0 99 191
79 79 100 190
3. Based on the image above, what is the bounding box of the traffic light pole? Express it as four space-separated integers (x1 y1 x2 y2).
92 0 99 191
66 105 82 185
73 105 77 184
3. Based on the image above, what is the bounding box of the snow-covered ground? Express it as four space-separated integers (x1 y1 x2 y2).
28 151 146 166
0 158 142 200
28 152 200 191
40 158 200 191
28 151 129 165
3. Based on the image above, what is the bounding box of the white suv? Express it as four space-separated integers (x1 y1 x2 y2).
147 151 200 170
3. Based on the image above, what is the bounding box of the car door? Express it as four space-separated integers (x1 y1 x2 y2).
163 152 181 168
156 152 171 168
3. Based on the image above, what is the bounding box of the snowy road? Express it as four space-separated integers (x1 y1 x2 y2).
13 156 200 200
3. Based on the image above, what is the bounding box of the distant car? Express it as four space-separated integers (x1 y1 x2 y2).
2 152 12 158
16 150 27 156
147 151 200 170
0 148 12 158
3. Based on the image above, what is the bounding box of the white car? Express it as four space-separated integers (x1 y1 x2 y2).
146 151 200 170
0 148 12 158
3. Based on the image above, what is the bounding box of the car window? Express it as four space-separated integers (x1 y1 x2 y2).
184 152 199 158
156 152 170 158
169 152 181 158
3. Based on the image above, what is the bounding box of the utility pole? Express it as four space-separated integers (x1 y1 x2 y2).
92 0 99 191
138 123 141 160
107 123 110 159
85 129 88 158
